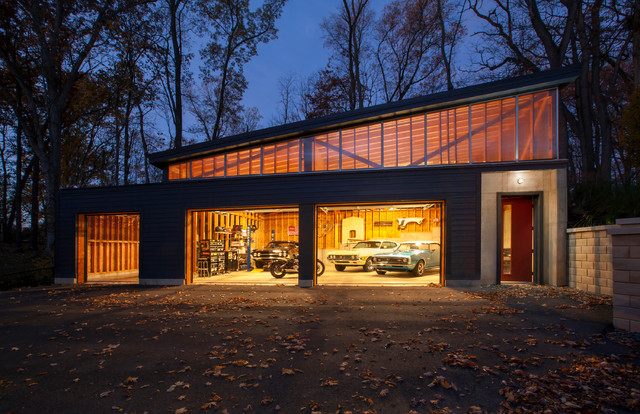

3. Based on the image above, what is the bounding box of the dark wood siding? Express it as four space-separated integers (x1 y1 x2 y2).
56 162 563 284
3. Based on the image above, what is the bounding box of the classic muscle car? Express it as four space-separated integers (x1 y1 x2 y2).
371 241 440 276
327 239 399 272
251 241 298 269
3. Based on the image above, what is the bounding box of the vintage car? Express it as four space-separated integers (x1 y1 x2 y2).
251 241 298 269
371 241 440 276
327 239 399 272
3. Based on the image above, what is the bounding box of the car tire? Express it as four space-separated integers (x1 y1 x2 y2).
375 270 386 275
363 258 374 272
334 264 346 271
316 260 325 276
412 260 425 277
270 261 286 278
254 260 263 269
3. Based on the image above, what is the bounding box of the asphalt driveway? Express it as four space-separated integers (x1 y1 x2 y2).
0 283 638 413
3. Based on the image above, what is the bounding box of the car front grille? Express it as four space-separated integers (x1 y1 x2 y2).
329 254 358 261
253 252 285 259
372 257 406 265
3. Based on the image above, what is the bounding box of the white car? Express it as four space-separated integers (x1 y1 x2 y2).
327 240 399 272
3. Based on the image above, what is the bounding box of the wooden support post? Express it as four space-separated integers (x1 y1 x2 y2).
298 204 316 288
76 214 86 283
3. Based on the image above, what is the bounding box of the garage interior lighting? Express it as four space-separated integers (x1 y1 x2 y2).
320 204 436 211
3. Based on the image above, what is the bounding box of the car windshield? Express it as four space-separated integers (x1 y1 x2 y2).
397 242 436 251
353 241 381 249
266 242 295 249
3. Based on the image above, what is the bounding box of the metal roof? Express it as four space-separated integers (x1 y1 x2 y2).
149 65 579 168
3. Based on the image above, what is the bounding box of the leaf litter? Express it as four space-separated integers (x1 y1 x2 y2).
0 284 637 413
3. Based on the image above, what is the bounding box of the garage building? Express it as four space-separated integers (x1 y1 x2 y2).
55 66 577 288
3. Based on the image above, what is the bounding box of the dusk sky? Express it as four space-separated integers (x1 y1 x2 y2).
241 0 387 127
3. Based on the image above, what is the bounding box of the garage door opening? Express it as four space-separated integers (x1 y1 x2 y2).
187 207 299 285
317 202 443 286
77 213 140 283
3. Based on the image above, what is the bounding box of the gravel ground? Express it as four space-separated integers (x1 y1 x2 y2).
0 283 638 414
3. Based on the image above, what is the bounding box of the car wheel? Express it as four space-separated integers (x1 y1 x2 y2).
334 264 346 271
363 258 374 272
316 260 325 276
270 262 286 278
375 270 386 275
412 260 425 277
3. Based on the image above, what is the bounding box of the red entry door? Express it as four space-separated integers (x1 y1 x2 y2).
501 197 533 282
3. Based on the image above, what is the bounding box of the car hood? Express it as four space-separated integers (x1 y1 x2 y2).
374 250 418 257
253 247 292 254
331 248 386 256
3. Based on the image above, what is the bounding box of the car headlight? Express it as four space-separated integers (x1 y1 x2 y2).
328 255 335 260
403 258 409 264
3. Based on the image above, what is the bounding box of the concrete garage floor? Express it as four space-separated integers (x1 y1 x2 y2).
86 270 139 284
86 266 441 286
194 266 440 286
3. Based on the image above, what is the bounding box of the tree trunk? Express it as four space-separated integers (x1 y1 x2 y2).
633 3 640 90
1 128 9 243
114 90 122 186
30 157 39 251
42 100 63 255
436 0 454 91
14 93 22 252
588 2 612 182
212 48 234 140
3 160 33 243
137 102 151 184
169 0 183 148
123 95 132 185
576 60 596 182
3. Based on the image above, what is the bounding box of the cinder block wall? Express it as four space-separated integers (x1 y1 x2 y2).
608 218 640 332
567 225 614 296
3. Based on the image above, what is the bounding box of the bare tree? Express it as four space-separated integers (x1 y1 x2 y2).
0 0 150 252
271 73 302 126
194 0 286 140
0 121 11 243
469 0 633 183
435 0 465 91
374 0 441 102
633 1 640 90
321 0 374 110
301 68 351 119
160 0 191 149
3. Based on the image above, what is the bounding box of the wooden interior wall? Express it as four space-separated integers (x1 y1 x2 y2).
191 211 262 245
317 206 442 250
187 206 440 276
189 210 263 277
86 214 140 275
256 212 300 246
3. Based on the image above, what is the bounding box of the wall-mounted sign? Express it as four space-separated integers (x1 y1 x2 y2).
288 225 299 236
374 221 394 226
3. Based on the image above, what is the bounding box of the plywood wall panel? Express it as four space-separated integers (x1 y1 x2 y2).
85 214 140 275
